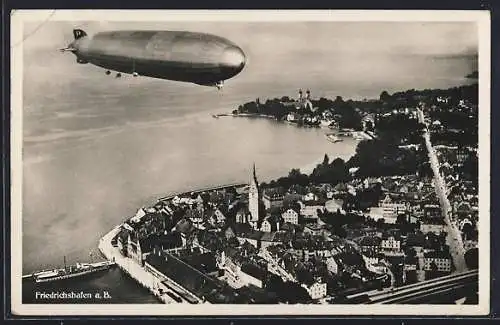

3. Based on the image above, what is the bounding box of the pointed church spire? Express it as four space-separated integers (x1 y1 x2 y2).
248 163 260 227
250 162 259 189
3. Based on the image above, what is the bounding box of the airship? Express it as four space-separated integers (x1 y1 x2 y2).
60 29 246 89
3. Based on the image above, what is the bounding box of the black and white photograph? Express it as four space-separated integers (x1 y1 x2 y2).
10 10 490 316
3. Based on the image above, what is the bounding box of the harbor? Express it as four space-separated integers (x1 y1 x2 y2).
22 255 115 284
32 260 115 283
98 225 204 304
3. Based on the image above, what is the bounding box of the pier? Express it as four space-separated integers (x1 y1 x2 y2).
98 225 208 304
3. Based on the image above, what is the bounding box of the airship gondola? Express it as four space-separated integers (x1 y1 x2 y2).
61 29 246 89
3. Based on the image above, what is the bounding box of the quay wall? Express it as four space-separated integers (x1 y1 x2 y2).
98 226 178 304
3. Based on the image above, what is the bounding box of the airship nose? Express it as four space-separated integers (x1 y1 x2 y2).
221 45 246 71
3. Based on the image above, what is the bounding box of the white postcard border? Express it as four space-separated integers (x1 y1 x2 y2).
10 9 491 316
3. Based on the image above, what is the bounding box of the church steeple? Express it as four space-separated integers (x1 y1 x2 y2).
248 163 260 228
251 162 258 187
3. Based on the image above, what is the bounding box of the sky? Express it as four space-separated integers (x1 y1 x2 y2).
21 20 478 60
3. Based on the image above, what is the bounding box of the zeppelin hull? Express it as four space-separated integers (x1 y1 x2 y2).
73 30 246 85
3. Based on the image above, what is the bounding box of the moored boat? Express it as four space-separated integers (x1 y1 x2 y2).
325 133 343 143
32 257 116 283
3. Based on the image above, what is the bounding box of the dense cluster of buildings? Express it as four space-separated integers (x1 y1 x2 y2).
284 89 330 127
112 164 452 302
111 86 478 304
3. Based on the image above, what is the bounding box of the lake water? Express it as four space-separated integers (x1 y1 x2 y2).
19 21 477 303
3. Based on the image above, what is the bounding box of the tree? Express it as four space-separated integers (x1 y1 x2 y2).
285 168 310 187
265 275 311 304
227 236 240 248
379 90 391 102
405 247 417 259
323 154 330 166
461 154 478 181
376 218 385 228
226 186 237 196
464 248 478 269
461 223 476 241
283 282 312 304
396 214 408 225
265 273 284 292
365 120 374 132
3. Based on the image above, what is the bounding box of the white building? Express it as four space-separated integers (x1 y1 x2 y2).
303 281 327 300
379 195 409 217
281 209 299 224
303 224 324 236
263 190 284 210
303 192 319 202
299 201 325 220
463 240 478 251
213 208 226 224
287 113 298 122
420 222 446 235
362 254 380 267
325 255 339 274
260 217 280 233
130 207 146 223
260 219 272 233
423 253 452 272
367 207 397 224
381 236 401 252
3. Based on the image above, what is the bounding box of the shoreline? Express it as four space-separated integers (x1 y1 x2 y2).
97 182 255 304
214 113 277 120
96 139 358 303
300 142 358 176
214 112 374 141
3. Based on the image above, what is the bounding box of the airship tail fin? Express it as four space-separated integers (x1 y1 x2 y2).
73 29 87 40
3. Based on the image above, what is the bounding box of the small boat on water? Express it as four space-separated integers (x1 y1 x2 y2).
352 132 367 140
337 131 352 137
31 256 115 283
212 114 220 118
325 133 343 143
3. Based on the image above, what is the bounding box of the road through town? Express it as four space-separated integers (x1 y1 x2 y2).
417 108 467 273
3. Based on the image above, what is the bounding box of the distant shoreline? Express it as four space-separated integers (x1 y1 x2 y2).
465 71 478 79
213 113 277 120
213 112 332 129
211 111 361 176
